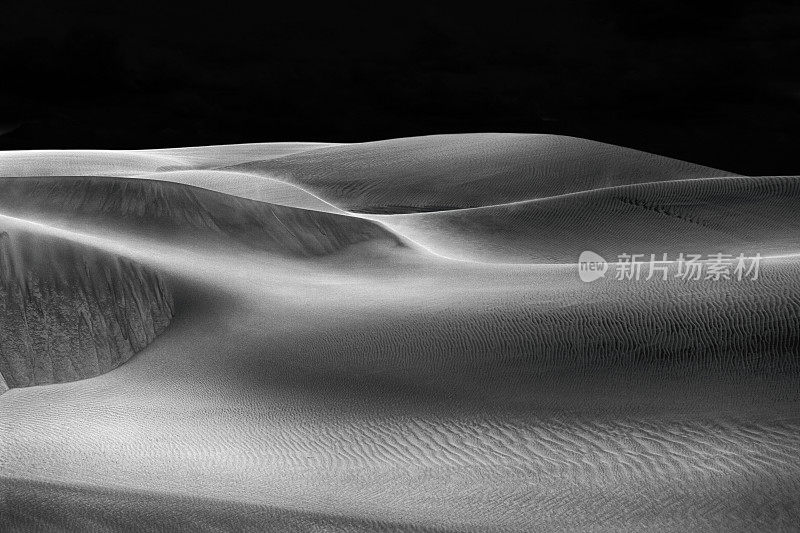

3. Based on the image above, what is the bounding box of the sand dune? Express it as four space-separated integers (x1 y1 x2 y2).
142 142 341 169
0 142 336 178
226 134 737 213
367 174 800 263
126 169 348 214
0 176 401 257
0 222 173 387
1 135 798 531
0 149 185 177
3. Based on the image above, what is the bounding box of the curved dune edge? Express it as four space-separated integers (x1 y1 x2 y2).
2 135 799 531
0 142 340 178
0 134 739 212
0 227 174 388
0 176 405 258
125 169 349 215
365 174 800 263
225 133 740 213
141 142 343 169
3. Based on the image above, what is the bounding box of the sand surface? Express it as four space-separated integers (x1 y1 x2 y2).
1 135 798 531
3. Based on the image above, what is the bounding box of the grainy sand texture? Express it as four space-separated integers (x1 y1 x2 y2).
1 134 799 532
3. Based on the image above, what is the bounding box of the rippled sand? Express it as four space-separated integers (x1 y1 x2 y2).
1 135 799 531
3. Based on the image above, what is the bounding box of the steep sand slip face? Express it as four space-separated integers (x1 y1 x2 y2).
126 169 348 214
226 134 737 213
1 136 799 531
0 221 173 389
367 174 800 263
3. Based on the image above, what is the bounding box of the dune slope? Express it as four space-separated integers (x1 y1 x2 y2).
0 142 336 178
227 134 737 213
368 174 800 263
1 135 798 532
0 176 403 257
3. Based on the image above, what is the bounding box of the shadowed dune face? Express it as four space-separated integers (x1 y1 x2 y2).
125 170 347 214
0 176 404 257
0 477 445 533
0 229 173 388
1 135 799 531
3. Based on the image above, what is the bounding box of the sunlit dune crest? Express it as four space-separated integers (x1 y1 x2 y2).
1 134 798 532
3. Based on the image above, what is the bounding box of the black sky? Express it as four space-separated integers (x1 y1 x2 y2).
2 1 799 175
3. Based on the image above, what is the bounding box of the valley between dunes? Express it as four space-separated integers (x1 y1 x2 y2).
1 134 799 531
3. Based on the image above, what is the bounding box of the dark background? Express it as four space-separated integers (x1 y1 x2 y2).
1 1 799 175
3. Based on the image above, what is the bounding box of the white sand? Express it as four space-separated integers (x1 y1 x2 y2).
1 135 798 531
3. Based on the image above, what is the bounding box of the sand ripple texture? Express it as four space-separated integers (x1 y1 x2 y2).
0 176 402 257
368 175 800 262
226 134 736 213
1 135 799 532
